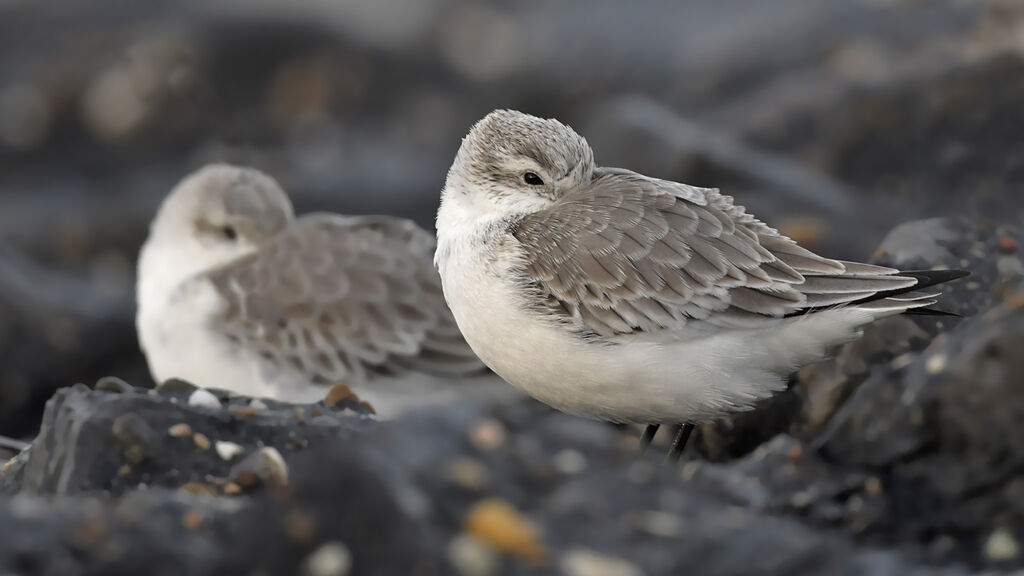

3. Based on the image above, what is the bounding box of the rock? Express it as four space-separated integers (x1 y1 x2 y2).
4 383 369 496
0 440 443 575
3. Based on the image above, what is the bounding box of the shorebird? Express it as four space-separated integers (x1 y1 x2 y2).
434 109 965 459
137 164 489 416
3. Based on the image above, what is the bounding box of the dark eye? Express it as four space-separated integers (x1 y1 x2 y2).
523 172 544 186
221 226 238 241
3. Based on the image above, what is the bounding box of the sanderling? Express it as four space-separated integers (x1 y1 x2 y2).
137 164 488 415
434 109 966 459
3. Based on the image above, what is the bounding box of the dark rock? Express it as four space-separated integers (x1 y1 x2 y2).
0 440 443 576
5 384 371 496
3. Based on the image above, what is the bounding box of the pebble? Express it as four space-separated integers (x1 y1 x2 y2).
155 379 198 396
448 534 499 576
249 399 269 411
302 542 352 576
324 383 357 408
552 449 588 475
984 527 1020 562
463 498 546 565
192 433 211 451
179 483 219 497
632 510 683 538
81 64 148 141
181 510 204 531
94 376 134 394
215 441 245 462
188 389 223 409
229 447 290 489
111 413 155 464
167 423 192 438
445 457 490 490
560 548 645 576
469 419 506 452
925 354 947 374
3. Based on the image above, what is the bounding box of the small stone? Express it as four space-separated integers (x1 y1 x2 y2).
560 548 645 576
179 482 219 497
787 444 804 461
286 511 316 545
998 236 1018 253
94 376 134 394
552 449 587 475
111 413 155 464
188 389 222 409
229 446 289 489
445 457 490 490
223 482 243 495
117 464 132 476
249 399 269 410
448 534 499 576
81 64 148 141
193 433 211 451
463 498 547 565
925 354 947 374
181 510 204 531
324 383 357 407
984 527 1020 562
228 406 258 418
632 510 683 538
864 476 883 497
302 541 352 576
215 441 245 462
154 378 197 396
469 419 506 452
168 423 192 438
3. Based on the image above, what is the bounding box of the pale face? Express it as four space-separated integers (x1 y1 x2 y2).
149 164 295 273
443 110 596 218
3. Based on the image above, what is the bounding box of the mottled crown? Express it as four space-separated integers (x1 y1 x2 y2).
450 109 595 188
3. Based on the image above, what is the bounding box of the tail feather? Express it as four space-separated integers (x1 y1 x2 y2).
786 268 969 318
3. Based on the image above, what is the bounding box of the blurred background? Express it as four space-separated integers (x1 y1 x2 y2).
0 0 1021 439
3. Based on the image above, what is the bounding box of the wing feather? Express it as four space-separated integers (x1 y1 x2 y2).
203 214 483 384
512 167 929 338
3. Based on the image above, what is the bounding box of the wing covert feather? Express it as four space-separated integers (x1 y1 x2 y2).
512 168 917 337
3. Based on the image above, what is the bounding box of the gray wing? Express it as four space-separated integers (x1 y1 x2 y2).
203 213 484 384
511 168 923 337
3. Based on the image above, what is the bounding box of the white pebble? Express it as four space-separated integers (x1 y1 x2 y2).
214 441 244 462
985 527 1020 562
448 534 499 576
552 448 587 475
188 389 222 409
561 548 646 576
302 541 352 576
249 398 268 410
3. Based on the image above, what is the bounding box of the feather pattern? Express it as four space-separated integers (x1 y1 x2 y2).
512 167 936 338
201 214 484 384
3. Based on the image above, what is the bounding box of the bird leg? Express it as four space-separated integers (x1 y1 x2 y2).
639 424 660 453
668 423 695 462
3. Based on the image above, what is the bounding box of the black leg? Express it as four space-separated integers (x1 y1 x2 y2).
668 423 695 462
640 424 660 453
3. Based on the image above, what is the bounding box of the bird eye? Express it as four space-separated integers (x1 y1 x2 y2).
523 172 544 186
221 226 238 241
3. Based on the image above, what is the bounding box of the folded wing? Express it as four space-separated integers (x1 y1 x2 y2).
202 214 484 385
512 167 946 338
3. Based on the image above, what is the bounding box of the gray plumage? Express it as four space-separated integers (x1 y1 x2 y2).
434 109 964 426
137 164 484 409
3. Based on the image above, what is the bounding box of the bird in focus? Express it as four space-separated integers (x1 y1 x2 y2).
434 109 966 459
137 164 489 416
